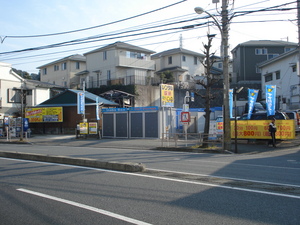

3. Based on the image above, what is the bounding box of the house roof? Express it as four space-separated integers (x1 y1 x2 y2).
258 48 298 68
84 41 156 55
37 54 86 69
37 89 118 107
232 40 297 51
151 48 205 59
155 66 188 74
25 79 66 89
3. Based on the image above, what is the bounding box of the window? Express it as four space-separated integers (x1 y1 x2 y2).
285 47 295 52
103 51 107 60
54 65 59 71
43 68 47 75
61 62 67 70
168 56 172 64
255 48 268 55
7 89 21 103
292 65 297 72
276 71 280 80
194 56 197 65
256 67 261 73
268 54 279 60
107 70 111 80
126 51 146 59
182 55 186 62
265 73 272 82
76 62 80 70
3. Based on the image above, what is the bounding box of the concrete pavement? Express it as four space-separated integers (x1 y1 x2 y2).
1 133 299 172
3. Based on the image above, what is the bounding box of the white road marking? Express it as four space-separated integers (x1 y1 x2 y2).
147 168 300 188
2 157 300 200
17 188 152 225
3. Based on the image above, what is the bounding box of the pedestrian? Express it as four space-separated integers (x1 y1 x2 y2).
268 118 277 147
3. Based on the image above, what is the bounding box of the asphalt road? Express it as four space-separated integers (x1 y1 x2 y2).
1 157 300 225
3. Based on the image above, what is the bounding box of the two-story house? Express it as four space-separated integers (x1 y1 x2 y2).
38 54 86 89
79 42 156 89
231 40 297 85
0 62 65 117
151 48 205 89
258 49 300 110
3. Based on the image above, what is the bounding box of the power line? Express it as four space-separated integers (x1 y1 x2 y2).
0 0 187 42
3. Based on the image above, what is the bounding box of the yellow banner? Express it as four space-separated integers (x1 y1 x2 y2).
217 120 295 139
80 122 88 134
25 107 63 123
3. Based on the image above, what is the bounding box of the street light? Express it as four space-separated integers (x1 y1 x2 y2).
195 3 231 151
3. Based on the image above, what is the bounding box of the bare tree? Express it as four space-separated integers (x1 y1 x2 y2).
195 34 221 148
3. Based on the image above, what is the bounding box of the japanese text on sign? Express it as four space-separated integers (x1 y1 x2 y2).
161 84 174 107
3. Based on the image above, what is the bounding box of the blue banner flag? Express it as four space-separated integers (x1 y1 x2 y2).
247 89 259 119
77 92 85 114
96 97 100 120
265 85 276 116
229 89 233 118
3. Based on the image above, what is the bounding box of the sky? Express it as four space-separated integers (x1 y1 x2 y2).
0 0 298 74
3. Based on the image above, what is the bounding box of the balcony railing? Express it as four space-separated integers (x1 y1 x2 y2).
116 56 155 70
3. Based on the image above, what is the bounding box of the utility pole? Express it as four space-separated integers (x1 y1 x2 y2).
221 0 231 151
297 0 300 77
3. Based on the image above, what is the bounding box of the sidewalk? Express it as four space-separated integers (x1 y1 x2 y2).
1 133 299 154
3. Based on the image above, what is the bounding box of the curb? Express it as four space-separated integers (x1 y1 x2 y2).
0 151 145 172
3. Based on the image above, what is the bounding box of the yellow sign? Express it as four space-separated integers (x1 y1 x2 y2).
25 107 63 123
229 120 295 139
161 84 174 107
80 122 88 134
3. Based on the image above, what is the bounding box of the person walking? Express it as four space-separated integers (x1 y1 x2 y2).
268 118 277 147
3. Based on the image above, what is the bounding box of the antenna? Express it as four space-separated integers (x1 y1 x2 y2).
179 34 183 48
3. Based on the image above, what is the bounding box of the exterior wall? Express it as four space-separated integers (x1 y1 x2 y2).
29 105 99 134
261 52 300 110
232 44 297 83
40 59 85 88
85 46 155 88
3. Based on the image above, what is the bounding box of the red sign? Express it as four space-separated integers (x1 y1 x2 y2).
181 112 190 122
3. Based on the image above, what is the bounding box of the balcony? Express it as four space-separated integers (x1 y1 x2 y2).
117 56 155 70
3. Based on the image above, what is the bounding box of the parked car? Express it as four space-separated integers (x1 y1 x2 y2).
284 111 300 132
238 111 290 120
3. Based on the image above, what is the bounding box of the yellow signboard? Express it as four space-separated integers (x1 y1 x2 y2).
88 122 98 134
217 120 295 139
25 107 63 123
161 84 174 107
79 122 88 134
232 120 295 139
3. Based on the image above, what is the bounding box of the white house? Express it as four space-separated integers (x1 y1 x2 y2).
259 49 300 110
38 54 86 89
151 48 205 89
0 62 65 117
79 42 156 89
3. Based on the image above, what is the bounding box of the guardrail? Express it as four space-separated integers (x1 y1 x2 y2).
161 133 223 148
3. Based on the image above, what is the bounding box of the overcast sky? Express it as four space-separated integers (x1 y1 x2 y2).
0 0 297 74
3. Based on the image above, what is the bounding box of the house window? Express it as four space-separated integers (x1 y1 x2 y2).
43 68 47 75
265 73 272 82
126 51 146 59
267 54 279 60
61 62 67 70
194 56 197 65
276 71 280 80
168 56 172 64
292 65 297 72
54 65 59 71
7 89 21 103
103 51 107 60
76 62 80 69
182 55 186 62
255 48 268 55
285 47 295 52
107 70 111 80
